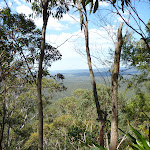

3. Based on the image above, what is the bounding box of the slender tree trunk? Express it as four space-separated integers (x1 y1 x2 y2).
6 122 10 150
148 127 150 142
77 2 104 146
84 22 104 147
0 56 6 150
0 95 6 150
37 1 48 150
110 23 123 150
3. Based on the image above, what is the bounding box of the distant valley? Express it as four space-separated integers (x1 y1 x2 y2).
50 67 138 102
50 67 138 77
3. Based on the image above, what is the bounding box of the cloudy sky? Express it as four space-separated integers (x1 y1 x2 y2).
1 0 150 70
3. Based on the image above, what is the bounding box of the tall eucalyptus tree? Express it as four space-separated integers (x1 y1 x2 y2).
26 0 69 149
110 23 123 150
75 0 105 146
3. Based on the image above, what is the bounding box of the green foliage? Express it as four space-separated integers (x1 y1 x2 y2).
0 8 62 83
0 7 66 149
121 21 150 87
92 143 107 150
27 0 69 19
24 84 114 149
121 124 150 150
122 86 150 127
23 84 127 149
24 132 38 150
122 35 150 71
74 0 131 14
1 77 147 150
0 77 66 149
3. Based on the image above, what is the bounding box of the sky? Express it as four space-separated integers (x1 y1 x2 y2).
0 0 150 71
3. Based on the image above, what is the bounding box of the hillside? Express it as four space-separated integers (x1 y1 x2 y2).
50 67 138 102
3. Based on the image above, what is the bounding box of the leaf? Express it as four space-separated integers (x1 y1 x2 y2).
90 0 93 14
119 128 137 144
112 0 116 4
129 124 150 149
82 0 86 6
73 0 76 4
93 0 99 13
85 0 91 6
125 0 130 6
132 143 145 150
143 129 149 138
92 142 107 150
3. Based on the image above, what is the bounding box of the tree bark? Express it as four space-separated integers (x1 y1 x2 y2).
0 56 6 150
0 95 6 150
77 1 104 146
84 23 104 146
37 1 48 150
110 23 123 150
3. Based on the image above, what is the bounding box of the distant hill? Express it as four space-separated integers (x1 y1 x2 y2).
49 67 139 102
50 67 139 77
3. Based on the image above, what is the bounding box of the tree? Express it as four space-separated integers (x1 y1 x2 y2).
75 1 149 149
120 20 150 147
0 8 37 149
110 23 123 150
0 6 64 149
26 0 68 149
121 20 150 85
24 84 126 149
76 0 105 146
84 0 150 50
37 2 49 149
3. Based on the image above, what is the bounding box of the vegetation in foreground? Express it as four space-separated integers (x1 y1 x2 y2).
0 81 149 149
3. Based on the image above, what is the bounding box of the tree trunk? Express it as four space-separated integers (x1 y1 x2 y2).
79 5 104 147
37 1 48 150
0 57 6 150
0 95 6 150
110 23 123 150
6 122 10 150
84 22 104 147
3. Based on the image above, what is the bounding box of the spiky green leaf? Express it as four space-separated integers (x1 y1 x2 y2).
93 0 99 13
129 124 150 149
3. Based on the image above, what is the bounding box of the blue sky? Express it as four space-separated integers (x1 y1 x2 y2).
0 0 150 70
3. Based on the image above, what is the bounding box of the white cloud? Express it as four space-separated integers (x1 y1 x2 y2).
34 17 67 31
46 31 82 58
89 26 116 46
62 14 80 24
14 0 21 5
51 56 88 70
46 13 80 31
15 2 79 31
0 1 6 8
46 31 88 70
117 16 128 22
99 1 109 7
14 1 116 70
16 4 33 16
48 17 68 31
8 0 13 7
46 25 116 70
16 5 68 31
